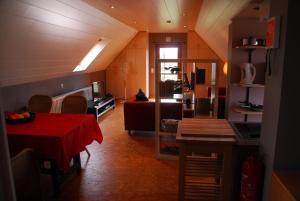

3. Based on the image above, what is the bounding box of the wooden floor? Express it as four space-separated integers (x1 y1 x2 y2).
50 101 178 201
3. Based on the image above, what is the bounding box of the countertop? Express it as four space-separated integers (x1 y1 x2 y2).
230 121 261 146
176 118 236 143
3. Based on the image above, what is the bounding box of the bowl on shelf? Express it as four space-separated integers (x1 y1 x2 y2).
249 103 263 112
238 101 263 111
238 101 251 108
6 112 36 124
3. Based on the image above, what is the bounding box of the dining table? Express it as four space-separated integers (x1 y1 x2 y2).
6 112 103 195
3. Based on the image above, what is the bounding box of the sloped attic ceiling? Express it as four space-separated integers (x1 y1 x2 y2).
0 0 137 87
0 0 259 87
194 0 252 62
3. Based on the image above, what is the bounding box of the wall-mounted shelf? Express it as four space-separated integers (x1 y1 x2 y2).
233 106 263 115
231 83 265 88
235 45 266 49
159 131 177 137
230 40 266 122
235 45 266 63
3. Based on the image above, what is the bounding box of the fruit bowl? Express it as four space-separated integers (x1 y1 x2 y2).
5 112 36 124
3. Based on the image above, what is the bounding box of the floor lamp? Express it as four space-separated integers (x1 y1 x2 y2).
122 62 129 102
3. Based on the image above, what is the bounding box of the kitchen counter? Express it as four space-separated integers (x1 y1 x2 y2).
230 122 261 145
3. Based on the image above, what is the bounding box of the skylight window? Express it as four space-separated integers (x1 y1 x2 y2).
73 39 109 72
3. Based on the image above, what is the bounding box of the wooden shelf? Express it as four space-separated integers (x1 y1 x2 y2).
231 83 265 88
235 45 266 49
159 131 177 137
233 107 263 115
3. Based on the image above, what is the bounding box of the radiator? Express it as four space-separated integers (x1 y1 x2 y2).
50 86 92 113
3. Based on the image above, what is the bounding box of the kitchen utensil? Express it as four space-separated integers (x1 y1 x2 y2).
248 37 258 46
240 63 256 85
241 38 249 46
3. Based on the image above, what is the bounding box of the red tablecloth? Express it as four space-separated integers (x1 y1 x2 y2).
6 113 103 171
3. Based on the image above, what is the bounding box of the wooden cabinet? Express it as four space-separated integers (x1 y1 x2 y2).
176 119 236 201
269 171 300 201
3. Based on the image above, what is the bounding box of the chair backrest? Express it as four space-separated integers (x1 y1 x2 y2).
61 95 87 114
28 95 52 113
11 149 43 201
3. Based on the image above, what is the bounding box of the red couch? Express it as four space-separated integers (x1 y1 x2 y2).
123 100 182 134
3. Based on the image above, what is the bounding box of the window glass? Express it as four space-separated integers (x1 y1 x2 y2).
159 47 179 81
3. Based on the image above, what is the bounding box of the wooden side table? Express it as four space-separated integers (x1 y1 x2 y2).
176 119 236 201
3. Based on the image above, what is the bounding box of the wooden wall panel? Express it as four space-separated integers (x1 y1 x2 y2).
106 32 148 99
0 0 137 87
187 31 226 99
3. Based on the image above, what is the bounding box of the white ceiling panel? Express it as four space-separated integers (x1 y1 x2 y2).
0 0 137 87
194 0 251 62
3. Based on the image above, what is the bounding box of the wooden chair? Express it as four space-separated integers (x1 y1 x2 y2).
28 95 52 113
11 149 44 201
61 95 90 156
61 95 87 114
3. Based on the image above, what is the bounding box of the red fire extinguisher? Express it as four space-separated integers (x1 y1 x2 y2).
240 156 264 201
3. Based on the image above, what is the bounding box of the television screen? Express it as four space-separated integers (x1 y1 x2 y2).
196 68 206 84
92 81 105 101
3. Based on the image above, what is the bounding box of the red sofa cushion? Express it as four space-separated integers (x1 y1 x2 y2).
123 100 182 132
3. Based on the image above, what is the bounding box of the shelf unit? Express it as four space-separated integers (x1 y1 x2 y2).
233 107 263 115
231 83 264 116
231 45 265 122
231 83 264 88
155 58 219 159
235 45 266 49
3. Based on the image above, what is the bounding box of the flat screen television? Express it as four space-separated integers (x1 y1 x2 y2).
92 81 105 101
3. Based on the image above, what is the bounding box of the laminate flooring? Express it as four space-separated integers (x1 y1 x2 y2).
50 101 178 201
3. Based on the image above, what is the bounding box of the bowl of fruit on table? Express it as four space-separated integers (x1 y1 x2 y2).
6 112 36 124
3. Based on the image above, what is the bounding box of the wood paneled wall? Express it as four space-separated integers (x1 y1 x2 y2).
1 70 105 112
0 0 136 87
106 32 149 99
187 31 225 98
107 31 225 99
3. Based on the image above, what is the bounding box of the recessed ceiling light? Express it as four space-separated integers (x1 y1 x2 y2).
183 25 187 28
166 20 171 24
110 5 115 9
